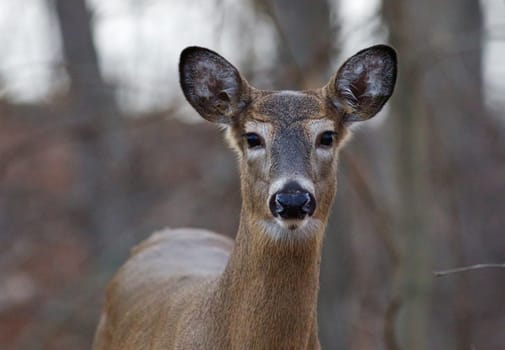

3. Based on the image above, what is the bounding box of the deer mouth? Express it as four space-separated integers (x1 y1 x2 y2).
260 215 324 241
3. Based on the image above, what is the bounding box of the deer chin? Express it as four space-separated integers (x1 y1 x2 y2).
259 217 324 242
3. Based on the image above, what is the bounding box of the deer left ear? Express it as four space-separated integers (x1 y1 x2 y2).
179 47 251 124
326 45 397 122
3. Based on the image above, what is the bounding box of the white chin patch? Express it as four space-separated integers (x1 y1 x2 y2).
260 217 324 242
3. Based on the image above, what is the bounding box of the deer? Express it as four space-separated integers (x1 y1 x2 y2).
92 44 397 350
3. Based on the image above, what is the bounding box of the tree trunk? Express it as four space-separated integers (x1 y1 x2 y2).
254 0 334 89
55 0 132 243
383 0 505 348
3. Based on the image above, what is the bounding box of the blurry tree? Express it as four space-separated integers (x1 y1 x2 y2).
55 0 132 244
383 0 505 348
252 0 335 89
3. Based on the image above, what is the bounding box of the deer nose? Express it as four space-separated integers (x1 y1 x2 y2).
269 189 316 220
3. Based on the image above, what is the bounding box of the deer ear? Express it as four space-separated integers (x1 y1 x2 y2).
326 45 397 122
179 47 250 124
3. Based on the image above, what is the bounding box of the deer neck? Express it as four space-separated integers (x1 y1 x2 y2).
215 210 324 348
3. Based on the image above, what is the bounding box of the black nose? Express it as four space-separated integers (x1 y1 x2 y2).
269 186 316 220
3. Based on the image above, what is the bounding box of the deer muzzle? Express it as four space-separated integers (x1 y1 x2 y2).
269 182 316 220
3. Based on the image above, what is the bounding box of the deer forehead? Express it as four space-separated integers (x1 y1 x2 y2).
250 91 329 123
242 91 336 137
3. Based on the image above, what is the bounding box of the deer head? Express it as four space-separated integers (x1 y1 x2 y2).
179 46 397 241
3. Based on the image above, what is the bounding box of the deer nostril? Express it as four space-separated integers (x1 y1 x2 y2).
269 191 316 220
302 193 316 216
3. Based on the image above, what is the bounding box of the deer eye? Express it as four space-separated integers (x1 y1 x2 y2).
317 131 336 148
243 133 264 149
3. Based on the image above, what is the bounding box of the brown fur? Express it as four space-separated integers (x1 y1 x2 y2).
93 45 397 350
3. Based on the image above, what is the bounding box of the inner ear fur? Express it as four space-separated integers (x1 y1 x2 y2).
326 45 397 122
179 47 252 124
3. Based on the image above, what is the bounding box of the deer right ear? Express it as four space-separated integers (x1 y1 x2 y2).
326 45 397 122
179 47 250 124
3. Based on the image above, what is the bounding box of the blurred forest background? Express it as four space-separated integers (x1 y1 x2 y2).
0 0 504 349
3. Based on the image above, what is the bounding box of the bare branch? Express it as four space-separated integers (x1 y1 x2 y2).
434 263 505 277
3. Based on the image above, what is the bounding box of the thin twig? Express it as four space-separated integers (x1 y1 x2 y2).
434 263 505 277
